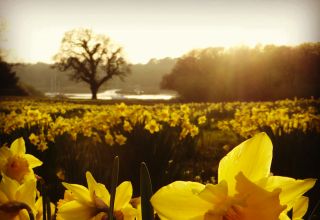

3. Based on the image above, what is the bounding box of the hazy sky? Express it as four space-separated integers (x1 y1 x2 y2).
0 0 319 64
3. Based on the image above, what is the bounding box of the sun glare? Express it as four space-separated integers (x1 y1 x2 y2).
0 0 318 64
0 25 304 64
110 26 296 64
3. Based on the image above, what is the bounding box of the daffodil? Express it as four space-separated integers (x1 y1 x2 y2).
57 171 138 220
0 137 43 183
115 133 127 146
104 132 115 146
151 132 316 220
197 116 206 125
144 119 160 134
0 174 37 220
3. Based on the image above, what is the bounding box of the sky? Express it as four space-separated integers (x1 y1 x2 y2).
0 0 319 64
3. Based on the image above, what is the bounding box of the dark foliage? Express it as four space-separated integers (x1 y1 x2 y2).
161 43 320 101
0 57 28 96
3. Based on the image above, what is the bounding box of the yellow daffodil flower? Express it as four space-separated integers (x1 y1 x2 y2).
0 137 43 183
0 174 37 219
57 171 137 220
151 132 316 220
197 116 206 125
104 132 115 146
123 120 133 133
144 119 160 134
115 133 127 146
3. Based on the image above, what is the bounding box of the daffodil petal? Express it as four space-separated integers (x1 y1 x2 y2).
292 196 308 219
114 181 133 211
62 182 93 206
235 172 286 220
86 171 98 198
122 205 138 220
151 181 212 220
279 213 291 220
94 183 111 208
0 190 8 203
16 179 37 210
0 147 12 166
257 176 316 210
35 196 43 211
0 146 12 157
218 132 272 195
10 137 26 155
58 200 97 220
0 173 19 200
24 154 43 168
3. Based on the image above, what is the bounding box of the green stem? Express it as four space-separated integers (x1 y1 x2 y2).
109 156 119 220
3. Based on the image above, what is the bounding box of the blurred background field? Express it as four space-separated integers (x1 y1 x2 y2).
0 97 319 216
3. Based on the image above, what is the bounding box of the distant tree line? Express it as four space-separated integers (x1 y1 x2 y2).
0 56 28 96
161 43 320 101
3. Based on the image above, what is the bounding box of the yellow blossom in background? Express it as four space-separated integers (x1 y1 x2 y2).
117 102 128 117
57 171 137 220
104 132 115 146
180 104 190 114
27 109 42 126
151 132 316 220
179 121 199 139
56 168 66 181
0 174 37 219
168 111 180 127
197 115 207 125
123 120 133 133
115 133 127 146
189 125 199 137
144 119 160 134
158 108 170 122
37 140 48 152
29 133 40 146
0 137 42 183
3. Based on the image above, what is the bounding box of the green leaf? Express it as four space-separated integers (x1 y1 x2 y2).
109 156 119 220
140 162 154 220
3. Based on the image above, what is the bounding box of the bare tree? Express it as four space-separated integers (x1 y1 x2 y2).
53 28 130 99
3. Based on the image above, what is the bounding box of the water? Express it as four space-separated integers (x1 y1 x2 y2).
45 89 176 100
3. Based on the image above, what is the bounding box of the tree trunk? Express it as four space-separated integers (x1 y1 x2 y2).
90 84 98 100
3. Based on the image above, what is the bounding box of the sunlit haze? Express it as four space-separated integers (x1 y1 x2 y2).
0 0 319 64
